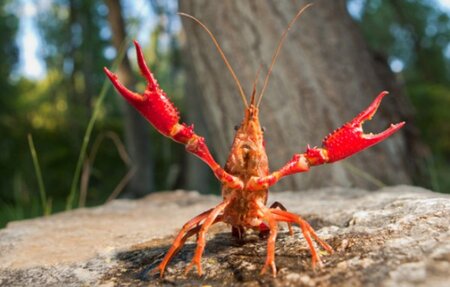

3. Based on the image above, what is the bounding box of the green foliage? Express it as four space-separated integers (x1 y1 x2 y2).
36 0 110 126
0 0 18 90
351 0 450 192
358 0 450 85
0 0 22 227
0 0 185 227
409 84 450 156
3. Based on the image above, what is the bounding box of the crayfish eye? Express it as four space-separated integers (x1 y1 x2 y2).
234 125 240 131
261 126 266 132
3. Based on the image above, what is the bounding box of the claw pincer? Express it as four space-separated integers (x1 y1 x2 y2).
104 41 181 139
323 91 405 163
104 41 244 192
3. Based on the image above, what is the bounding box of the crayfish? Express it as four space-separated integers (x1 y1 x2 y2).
104 4 404 277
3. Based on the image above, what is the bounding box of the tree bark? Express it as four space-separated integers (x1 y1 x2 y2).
106 0 154 197
184 61 218 193
179 0 412 190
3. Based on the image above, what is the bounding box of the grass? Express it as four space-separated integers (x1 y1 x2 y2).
65 22 140 211
65 78 112 210
0 2 162 228
27 134 51 215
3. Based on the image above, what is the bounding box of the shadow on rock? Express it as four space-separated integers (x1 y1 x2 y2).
99 217 366 286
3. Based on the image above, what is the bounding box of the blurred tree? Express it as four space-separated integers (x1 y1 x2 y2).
179 0 413 190
0 0 18 128
105 0 187 194
36 0 109 140
354 0 450 191
146 0 187 191
105 0 154 197
0 1 18 95
0 0 20 210
29 0 126 206
0 0 185 227
0 0 19 146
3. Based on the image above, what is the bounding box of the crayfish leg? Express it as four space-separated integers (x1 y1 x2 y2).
269 201 294 236
260 202 295 239
270 209 333 270
184 200 229 276
156 208 213 277
303 221 333 254
260 209 278 277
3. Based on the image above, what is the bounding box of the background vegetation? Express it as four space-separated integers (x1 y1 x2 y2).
0 0 449 228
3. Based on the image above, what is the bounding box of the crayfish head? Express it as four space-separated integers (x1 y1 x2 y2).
225 105 269 180
240 105 263 138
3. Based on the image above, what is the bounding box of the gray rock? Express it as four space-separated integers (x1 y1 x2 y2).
0 186 449 286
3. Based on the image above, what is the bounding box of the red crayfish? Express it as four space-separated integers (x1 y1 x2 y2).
104 4 404 277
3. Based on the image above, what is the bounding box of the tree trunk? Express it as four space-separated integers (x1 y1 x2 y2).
106 0 154 197
184 62 217 194
179 0 412 190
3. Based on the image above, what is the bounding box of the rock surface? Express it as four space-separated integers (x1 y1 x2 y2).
0 186 449 286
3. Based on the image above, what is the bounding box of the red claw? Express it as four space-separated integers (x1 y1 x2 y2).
104 41 244 191
323 91 405 163
103 41 180 138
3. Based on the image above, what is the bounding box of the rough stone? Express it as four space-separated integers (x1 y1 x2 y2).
0 186 449 286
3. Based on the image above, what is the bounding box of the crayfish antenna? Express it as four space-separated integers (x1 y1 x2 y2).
179 12 248 108
257 3 313 107
250 65 263 106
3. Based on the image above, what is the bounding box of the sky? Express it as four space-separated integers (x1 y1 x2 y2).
14 0 159 80
14 0 450 80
